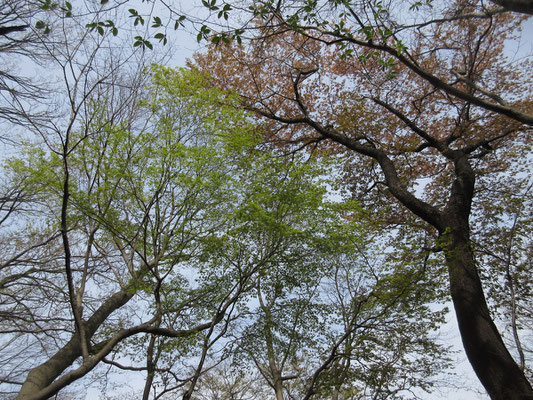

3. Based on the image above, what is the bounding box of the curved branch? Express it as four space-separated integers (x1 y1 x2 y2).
371 98 445 153
249 104 443 229
289 25 533 126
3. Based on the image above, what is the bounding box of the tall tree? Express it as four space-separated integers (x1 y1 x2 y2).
0 26 258 396
3 54 448 399
193 0 533 398
195 152 451 399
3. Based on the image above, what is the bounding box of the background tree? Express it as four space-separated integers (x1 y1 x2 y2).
473 154 533 379
193 151 451 400
0 7 148 396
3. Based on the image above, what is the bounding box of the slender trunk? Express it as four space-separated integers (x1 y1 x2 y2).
143 318 163 400
142 334 157 400
265 316 284 400
273 379 284 400
509 273 526 371
258 284 284 400
506 212 526 371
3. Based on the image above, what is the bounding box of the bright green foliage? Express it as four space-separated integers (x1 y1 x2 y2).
2 65 263 393
2 64 451 398
193 151 451 398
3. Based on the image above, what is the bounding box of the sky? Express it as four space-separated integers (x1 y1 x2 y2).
4 1 532 399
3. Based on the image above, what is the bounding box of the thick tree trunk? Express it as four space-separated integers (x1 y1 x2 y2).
374 146 533 399
490 0 533 15
442 224 533 400
17 288 134 399
438 151 533 399
333 137 533 399
16 334 84 399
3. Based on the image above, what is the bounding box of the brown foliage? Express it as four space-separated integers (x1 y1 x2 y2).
193 1 533 397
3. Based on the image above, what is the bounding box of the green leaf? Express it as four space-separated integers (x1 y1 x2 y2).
152 16 162 27
133 35 143 47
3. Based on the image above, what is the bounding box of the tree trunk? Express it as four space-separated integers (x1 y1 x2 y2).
265 318 284 400
331 387 340 400
435 152 533 400
16 334 84 399
142 336 156 400
490 0 533 15
17 288 134 399
442 224 533 400
373 146 533 399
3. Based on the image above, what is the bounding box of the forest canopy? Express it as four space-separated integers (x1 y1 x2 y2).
0 0 532 399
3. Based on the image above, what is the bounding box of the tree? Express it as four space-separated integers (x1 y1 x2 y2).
4 0 531 397
304 233 451 400
209 155 346 400
194 152 451 400
193 0 533 398
1 8 148 397
0 14 260 395
2 54 452 398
